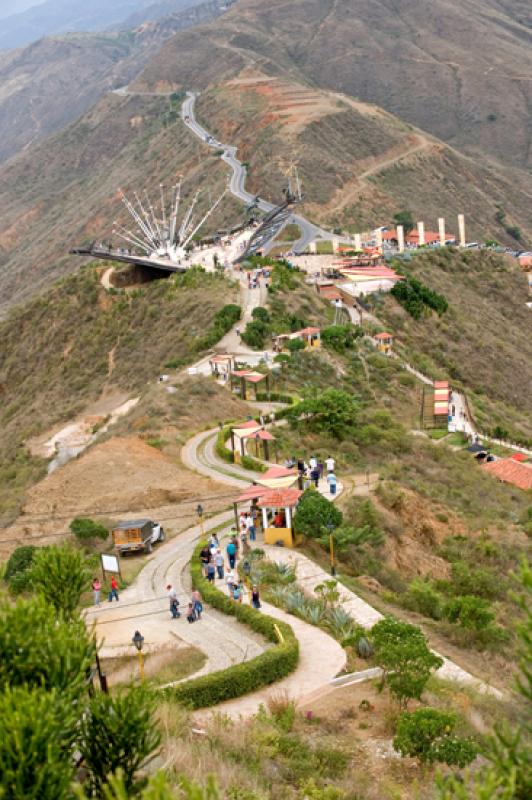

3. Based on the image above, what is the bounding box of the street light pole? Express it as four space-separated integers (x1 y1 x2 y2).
132 630 145 682
327 522 336 576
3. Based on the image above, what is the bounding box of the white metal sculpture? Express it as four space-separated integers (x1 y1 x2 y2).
113 181 228 264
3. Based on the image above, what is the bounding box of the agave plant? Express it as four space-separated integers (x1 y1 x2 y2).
266 585 291 606
284 590 307 614
299 601 327 626
274 563 297 585
326 606 357 640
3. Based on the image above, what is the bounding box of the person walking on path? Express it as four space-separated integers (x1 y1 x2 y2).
167 585 180 619
309 456 318 471
232 582 242 603
186 602 196 623
310 466 320 488
245 512 256 542
251 585 261 609
327 471 338 496
200 545 211 575
108 576 119 602
215 549 225 579
225 570 235 595
227 538 237 570
191 588 203 620
206 562 216 583
326 455 335 473
92 578 101 606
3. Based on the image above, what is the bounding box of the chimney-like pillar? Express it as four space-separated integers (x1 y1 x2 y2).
438 217 446 247
458 214 466 247
397 225 405 253
417 221 425 246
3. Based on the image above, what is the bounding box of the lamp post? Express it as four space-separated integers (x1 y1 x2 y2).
132 630 145 681
196 503 204 538
327 522 336 576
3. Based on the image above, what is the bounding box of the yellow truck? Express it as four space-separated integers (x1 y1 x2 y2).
112 519 165 555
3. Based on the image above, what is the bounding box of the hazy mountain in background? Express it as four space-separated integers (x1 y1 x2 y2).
0 0 227 164
0 1 44 21
0 0 206 50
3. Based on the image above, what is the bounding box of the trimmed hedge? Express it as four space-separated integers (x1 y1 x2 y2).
255 392 294 404
168 543 299 708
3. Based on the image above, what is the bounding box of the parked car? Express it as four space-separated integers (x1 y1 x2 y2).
112 519 165 555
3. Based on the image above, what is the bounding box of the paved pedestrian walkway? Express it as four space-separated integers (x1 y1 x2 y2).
85 510 266 680
262 546 502 698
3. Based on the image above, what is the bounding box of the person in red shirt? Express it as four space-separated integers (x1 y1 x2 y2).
108 576 119 602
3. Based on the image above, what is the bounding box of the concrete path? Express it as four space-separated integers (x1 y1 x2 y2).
196 583 346 720
262 546 502 698
85 511 266 681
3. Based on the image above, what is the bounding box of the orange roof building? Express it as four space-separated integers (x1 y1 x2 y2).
482 459 532 491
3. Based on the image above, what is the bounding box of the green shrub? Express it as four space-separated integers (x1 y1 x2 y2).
394 708 477 766
321 324 362 352
4 545 37 593
402 579 443 620
252 307 270 324
215 425 234 464
69 517 108 543
240 454 267 473
443 595 495 630
289 389 359 438
286 338 306 353
391 276 448 319
445 561 504 600
293 489 343 539
241 320 268 349
168 543 299 708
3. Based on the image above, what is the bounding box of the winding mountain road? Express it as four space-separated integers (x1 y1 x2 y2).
181 92 332 254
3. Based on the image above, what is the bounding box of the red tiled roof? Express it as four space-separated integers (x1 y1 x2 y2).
234 419 262 430
297 327 321 336
232 370 253 377
434 381 449 389
261 466 298 480
242 430 275 441
257 487 303 509
482 459 532 491
235 485 269 503
382 230 398 240
510 453 528 463
374 332 393 340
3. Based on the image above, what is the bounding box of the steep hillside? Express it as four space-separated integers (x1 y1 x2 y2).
0 90 242 311
0 265 239 524
379 249 532 442
140 0 532 174
196 73 531 242
0 1 228 165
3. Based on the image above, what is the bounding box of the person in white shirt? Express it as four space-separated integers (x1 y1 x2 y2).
326 456 335 473
245 513 256 542
309 456 318 470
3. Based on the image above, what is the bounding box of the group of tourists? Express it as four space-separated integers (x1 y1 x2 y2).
166 584 203 624
199 530 262 609
285 454 338 495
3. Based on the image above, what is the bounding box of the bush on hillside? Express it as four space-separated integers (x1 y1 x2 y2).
241 320 268 349
252 307 270 324
394 708 477 766
289 389 359 439
443 595 495 631
321 324 362 352
293 489 343 539
402 579 443 620
69 517 108 543
391 276 448 319
286 338 306 353
4 545 37 594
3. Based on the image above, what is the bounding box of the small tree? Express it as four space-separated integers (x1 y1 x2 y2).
4 545 37 594
392 210 415 234
241 320 267 349
0 686 79 800
289 388 359 438
320 524 384 553
321 324 361 352
0 595 95 695
70 517 109 544
293 489 343 539
371 617 443 708
80 688 162 797
31 543 90 618
314 580 341 608
286 337 306 353
394 708 477 767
